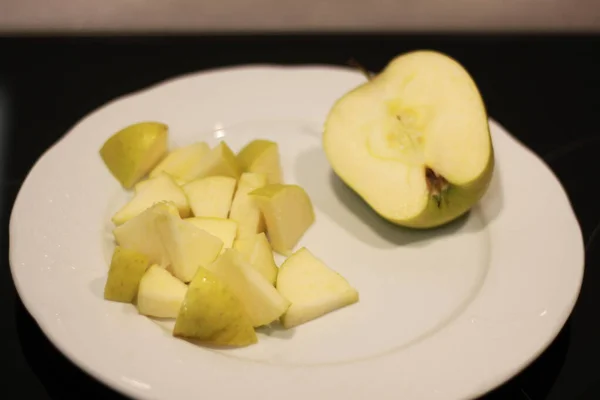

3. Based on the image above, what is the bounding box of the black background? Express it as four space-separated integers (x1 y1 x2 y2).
0 34 599 399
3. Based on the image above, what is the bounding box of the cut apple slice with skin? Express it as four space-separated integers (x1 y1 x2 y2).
323 50 494 228
192 141 241 180
156 212 224 283
113 201 178 267
236 139 283 184
173 266 257 347
228 172 268 238
233 232 278 285
183 176 237 219
276 247 359 329
206 249 290 327
249 184 315 256
185 217 238 249
100 121 168 189
137 265 188 318
104 246 150 303
112 172 190 225
149 141 211 184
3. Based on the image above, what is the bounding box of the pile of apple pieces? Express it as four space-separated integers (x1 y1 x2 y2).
100 122 359 347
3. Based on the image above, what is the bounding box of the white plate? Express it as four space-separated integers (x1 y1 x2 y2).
9 65 584 400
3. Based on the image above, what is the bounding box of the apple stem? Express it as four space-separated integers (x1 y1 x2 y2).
425 167 449 208
347 58 373 81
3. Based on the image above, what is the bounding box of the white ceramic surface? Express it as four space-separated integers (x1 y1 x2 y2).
9 65 584 400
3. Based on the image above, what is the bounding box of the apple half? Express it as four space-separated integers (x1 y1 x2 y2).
323 50 494 228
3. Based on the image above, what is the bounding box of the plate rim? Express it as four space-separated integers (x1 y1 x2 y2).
9 63 585 400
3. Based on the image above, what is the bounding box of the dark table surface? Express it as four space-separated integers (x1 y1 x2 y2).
0 34 598 400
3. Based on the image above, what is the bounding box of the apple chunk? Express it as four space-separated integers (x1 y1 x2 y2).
185 217 238 249
104 246 150 303
228 172 268 238
173 266 257 347
149 141 211 184
206 249 290 327
137 265 188 318
156 213 224 283
111 172 190 225
192 141 241 180
233 232 278 285
323 50 494 228
249 184 315 256
113 201 178 267
183 176 237 219
276 248 359 328
100 121 168 189
236 139 283 184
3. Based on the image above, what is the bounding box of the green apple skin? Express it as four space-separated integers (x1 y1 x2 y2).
104 246 150 303
100 121 168 189
323 50 495 229
173 266 257 347
397 151 494 228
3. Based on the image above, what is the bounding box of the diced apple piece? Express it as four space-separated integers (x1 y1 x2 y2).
183 176 236 218
236 139 283 184
173 266 257 347
156 212 223 283
206 249 290 327
185 217 238 249
113 202 177 267
192 141 241 180
133 178 152 193
249 184 315 256
276 248 359 328
149 142 211 184
112 172 190 226
137 265 188 318
233 233 278 285
100 122 168 189
228 172 267 238
104 246 150 303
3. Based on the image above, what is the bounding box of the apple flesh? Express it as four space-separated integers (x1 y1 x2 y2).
156 212 224 283
185 217 238 250
193 141 241 180
233 232 278 285
113 202 178 267
136 265 188 318
249 184 315 256
149 142 211 184
183 176 237 219
111 172 190 225
276 247 359 328
228 172 268 238
236 139 283 184
323 50 494 228
173 266 257 347
206 249 290 327
100 121 168 189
